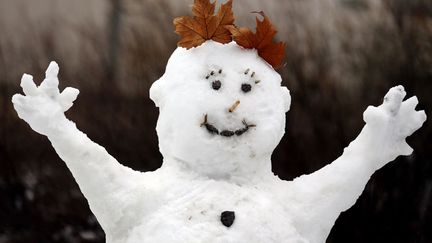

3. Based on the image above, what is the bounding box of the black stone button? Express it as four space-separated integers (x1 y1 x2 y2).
220 211 235 227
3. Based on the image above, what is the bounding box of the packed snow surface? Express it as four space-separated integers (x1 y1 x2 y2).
12 41 426 243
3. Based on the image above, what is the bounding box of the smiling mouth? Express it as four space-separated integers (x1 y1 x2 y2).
200 114 256 137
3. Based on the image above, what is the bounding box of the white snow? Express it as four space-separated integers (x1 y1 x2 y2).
150 41 291 182
12 41 426 243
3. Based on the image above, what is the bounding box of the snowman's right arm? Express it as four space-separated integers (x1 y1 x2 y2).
12 62 149 233
284 86 426 243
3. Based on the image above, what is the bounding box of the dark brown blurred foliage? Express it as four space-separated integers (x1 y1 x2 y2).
0 0 431 242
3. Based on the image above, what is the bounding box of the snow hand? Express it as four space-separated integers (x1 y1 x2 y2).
12 62 79 136
363 85 426 156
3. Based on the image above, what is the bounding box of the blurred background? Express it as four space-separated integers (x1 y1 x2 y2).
0 0 431 242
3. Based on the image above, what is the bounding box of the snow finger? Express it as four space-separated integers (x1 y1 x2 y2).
398 141 413 156
401 110 427 137
417 110 427 124
60 87 80 111
11 94 34 115
11 93 26 105
40 61 60 97
20 74 39 96
383 85 406 116
402 96 419 111
363 105 386 125
45 61 59 79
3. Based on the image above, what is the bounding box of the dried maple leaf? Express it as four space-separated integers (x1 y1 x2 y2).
227 12 285 68
225 26 255 48
212 0 235 43
174 0 235 49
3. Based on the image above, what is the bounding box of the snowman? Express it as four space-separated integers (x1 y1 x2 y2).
12 1 426 243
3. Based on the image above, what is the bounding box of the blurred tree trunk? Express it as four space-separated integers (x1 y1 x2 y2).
105 0 123 92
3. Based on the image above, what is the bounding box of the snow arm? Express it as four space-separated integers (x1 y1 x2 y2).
286 86 426 243
11 62 144 233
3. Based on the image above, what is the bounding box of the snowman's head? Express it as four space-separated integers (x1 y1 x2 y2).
150 41 290 179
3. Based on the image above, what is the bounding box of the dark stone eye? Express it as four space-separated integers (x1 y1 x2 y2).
212 80 221 90
241 83 252 93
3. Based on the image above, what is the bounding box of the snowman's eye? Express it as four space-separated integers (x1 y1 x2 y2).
212 80 222 90
241 83 252 93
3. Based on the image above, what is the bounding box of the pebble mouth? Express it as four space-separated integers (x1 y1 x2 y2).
200 114 256 137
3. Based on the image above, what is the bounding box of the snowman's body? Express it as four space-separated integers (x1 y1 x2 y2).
12 41 426 243
124 169 306 243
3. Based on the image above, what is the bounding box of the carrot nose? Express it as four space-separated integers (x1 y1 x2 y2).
228 100 240 113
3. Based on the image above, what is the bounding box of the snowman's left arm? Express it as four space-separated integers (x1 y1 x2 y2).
285 86 426 243
11 63 159 236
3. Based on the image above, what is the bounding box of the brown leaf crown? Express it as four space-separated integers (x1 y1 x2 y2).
173 0 285 68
